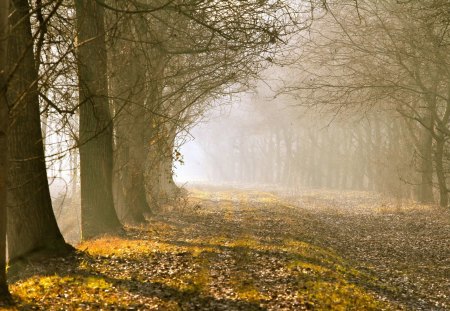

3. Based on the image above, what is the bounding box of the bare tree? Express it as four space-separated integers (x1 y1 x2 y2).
284 0 450 205
106 0 306 219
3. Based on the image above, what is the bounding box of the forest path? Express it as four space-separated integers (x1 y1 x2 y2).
280 189 450 311
7 187 450 310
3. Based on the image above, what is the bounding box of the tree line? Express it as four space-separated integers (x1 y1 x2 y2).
2 0 448 300
0 0 308 298
198 1 450 207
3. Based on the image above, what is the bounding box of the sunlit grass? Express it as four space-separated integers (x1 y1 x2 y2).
4 234 393 310
298 281 389 310
231 277 271 302
188 189 211 200
8 275 137 310
78 237 217 259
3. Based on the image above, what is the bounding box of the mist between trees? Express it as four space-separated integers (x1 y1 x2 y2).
182 0 450 208
0 0 449 301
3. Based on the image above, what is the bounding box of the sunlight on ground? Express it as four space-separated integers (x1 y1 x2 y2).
4 189 405 310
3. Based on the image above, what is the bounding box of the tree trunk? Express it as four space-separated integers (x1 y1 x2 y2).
109 23 150 224
6 0 71 263
145 125 178 208
435 136 448 207
418 109 435 203
142 52 167 209
75 0 121 239
282 128 293 187
162 130 180 197
113 113 150 223
0 0 10 298
419 134 434 203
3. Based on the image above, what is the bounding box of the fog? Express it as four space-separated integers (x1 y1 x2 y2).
2 0 450 308
175 96 257 185
175 70 417 200
27 0 448 245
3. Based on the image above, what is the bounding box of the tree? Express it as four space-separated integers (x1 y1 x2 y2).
105 0 303 219
6 0 72 263
75 0 122 239
284 0 450 205
108 14 157 223
0 0 10 300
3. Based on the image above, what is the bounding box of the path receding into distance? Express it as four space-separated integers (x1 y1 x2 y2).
8 186 450 310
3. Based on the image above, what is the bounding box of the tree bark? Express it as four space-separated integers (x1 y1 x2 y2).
6 0 71 263
109 21 151 224
418 108 435 203
75 0 121 239
161 130 180 197
113 110 150 223
419 135 434 202
434 96 450 208
142 51 168 209
145 125 177 208
0 0 10 299
434 136 448 207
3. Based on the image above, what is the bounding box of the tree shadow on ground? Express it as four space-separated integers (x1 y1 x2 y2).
8 190 426 310
9 250 267 310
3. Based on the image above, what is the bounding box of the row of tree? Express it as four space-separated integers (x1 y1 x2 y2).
291 0 450 205
197 1 449 207
0 0 309 299
201 102 420 201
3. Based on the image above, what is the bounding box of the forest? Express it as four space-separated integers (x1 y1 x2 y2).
0 0 449 310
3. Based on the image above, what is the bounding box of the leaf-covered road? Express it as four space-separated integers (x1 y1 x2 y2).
5 187 450 310
282 190 450 310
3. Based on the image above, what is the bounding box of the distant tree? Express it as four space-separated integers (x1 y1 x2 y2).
0 0 10 300
106 0 305 219
285 0 450 205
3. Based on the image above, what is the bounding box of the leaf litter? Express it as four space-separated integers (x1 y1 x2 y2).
3 187 448 310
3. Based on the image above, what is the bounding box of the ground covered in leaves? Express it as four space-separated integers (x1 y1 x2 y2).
3 187 449 310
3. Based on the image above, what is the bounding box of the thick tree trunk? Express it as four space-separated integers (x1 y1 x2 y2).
0 0 10 299
114 113 150 223
75 0 121 239
145 142 161 209
141 51 168 209
162 131 181 196
434 95 450 207
6 0 71 263
110 29 150 224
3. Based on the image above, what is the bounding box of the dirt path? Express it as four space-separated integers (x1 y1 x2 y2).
8 187 450 310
